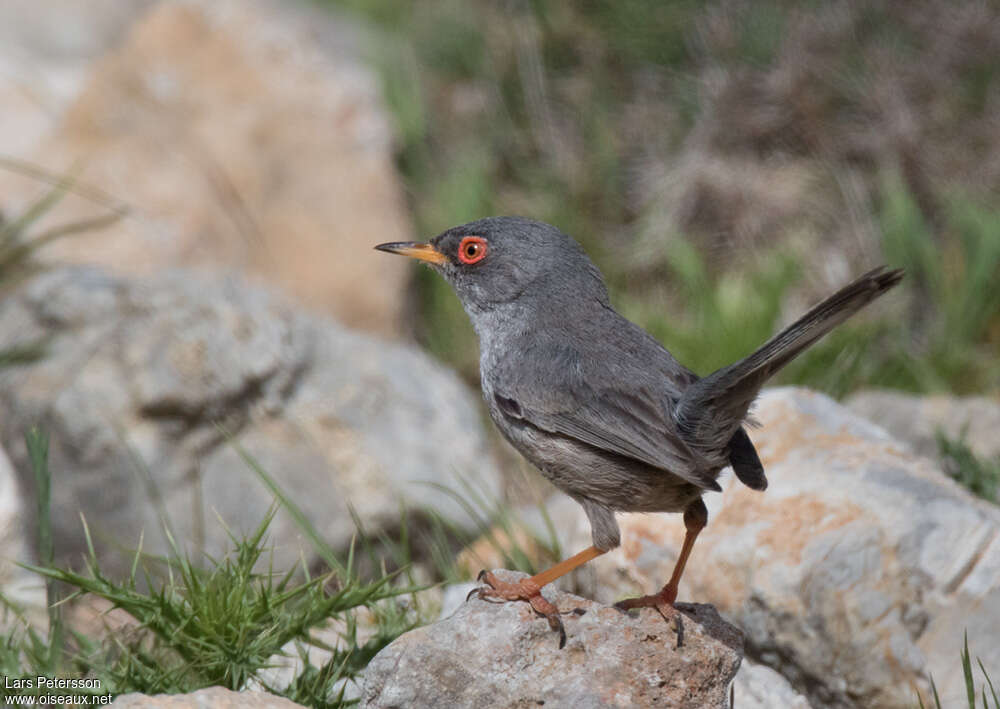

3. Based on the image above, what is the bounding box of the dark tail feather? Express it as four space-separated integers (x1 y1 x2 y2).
677 266 904 451
728 427 767 490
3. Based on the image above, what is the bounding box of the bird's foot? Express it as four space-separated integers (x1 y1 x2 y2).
614 585 685 647
469 570 566 648
615 583 677 613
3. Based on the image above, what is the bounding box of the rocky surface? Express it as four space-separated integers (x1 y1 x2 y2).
110 687 306 708
363 569 743 709
847 389 1000 462
0 442 46 633
732 661 813 709
0 0 412 336
0 266 501 577
487 388 1000 709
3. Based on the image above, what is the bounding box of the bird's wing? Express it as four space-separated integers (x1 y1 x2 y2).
493 339 718 491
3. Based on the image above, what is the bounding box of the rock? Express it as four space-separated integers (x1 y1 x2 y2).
0 0 412 336
846 389 1000 462
250 605 395 703
0 0 153 159
363 569 743 709
486 389 1000 709
0 266 501 577
110 687 305 708
732 661 813 709
454 524 550 579
436 581 477 621
0 442 46 633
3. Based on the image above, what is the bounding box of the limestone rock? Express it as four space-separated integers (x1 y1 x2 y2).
501 389 1000 709
110 687 305 708
732 661 813 709
847 389 1000 462
0 442 46 633
0 0 153 160
1 0 412 336
0 266 501 577
436 581 477 621
363 570 743 709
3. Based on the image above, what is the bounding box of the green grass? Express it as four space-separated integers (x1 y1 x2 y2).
0 166 124 370
916 633 999 709
0 430 422 706
937 431 1000 505
617 237 801 378
0 430 562 705
0 169 122 290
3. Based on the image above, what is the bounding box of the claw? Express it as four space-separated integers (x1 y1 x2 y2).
524 588 567 649
467 570 498 602
472 571 568 649
549 612 566 649
614 591 685 649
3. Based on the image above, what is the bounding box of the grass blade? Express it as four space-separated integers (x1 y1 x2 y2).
223 431 345 576
24 428 64 673
979 658 999 709
964 631 976 707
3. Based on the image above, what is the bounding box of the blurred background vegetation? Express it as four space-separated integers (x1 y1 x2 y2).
323 0 1000 398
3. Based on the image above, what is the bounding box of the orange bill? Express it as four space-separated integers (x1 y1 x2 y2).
374 241 448 265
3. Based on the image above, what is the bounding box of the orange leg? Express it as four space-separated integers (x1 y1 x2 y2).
615 499 707 617
474 545 606 647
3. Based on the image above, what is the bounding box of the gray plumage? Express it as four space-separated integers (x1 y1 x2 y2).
410 217 902 552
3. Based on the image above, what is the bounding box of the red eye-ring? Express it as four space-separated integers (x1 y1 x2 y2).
458 236 488 265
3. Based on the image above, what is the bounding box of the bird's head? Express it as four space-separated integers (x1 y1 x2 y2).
375 216 608 316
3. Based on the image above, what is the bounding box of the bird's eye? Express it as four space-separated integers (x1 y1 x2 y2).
457 236 488 265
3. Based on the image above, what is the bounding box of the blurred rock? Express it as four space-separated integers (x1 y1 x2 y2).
0 0 154 159
846 389 1000 462
363 569 743 709
0 442 46 633
493 389 1000 709
110 687 305 708
733 661 813 709
0 0 412 336
436 581 478 621
0 266 501 577
251 610 374 703
64 596 141 649
454 524 548 578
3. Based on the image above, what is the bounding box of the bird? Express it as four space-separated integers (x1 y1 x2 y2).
376 216 902 645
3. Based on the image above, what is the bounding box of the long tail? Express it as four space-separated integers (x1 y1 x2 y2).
675 266 904 454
